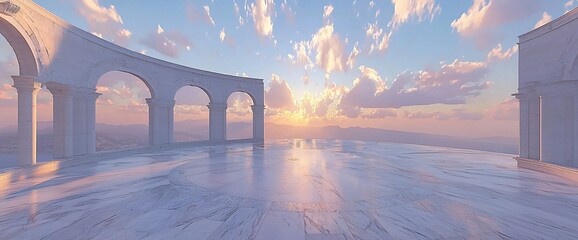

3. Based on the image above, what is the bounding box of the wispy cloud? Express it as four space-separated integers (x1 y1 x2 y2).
390 0 440 29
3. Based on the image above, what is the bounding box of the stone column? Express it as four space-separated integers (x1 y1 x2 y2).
12 76 41 166
146 98 175 145
208 102 227 141
86 91 101 154
251 104 265 142
46 83 74 159
73 90 88 156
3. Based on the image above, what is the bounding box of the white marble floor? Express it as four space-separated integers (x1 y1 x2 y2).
1 139 577 240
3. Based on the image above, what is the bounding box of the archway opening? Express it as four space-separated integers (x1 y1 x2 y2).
174 86 210 142
227 92 254 140
95 71 152 151
0 32 52 168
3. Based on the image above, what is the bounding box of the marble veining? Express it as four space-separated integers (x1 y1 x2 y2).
1 139 578 239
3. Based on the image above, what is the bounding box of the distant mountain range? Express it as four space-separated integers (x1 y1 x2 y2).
0 120 517 155
266 123 517 154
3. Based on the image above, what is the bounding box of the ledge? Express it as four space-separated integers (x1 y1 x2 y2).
515 157 578 181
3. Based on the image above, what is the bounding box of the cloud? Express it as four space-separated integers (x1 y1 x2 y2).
487 44 518 62
451 0 542 47
220 28 226 42
323 5 334 24
451 108 483 120
486 97 518 121
534 12 552 29
310 24 347 74
218 28 237 48
186 4 216 26
566 0 577 11
366 23 392 53
75 0 132 46
251 0 275 37
203 5 216 26
227 92 254 117
390 0 440 29
0 84 15 100
280 1 296 24
95 71 151 109
404 108 483 121
347 42 360 70
265 74 295 110
342 60 489 109
405 111 450 120
0 57 17 101
174 105 208 115
362 109 397 119
141 25 193 58
290 41 314 70
234 0 245 26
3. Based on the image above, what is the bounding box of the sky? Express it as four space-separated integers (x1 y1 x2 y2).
0 0 573 138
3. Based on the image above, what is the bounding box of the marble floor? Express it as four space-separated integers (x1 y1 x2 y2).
0 139 577 240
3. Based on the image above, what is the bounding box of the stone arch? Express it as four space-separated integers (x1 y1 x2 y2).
173 85 212 142
0 16 39 77
86 59 156 98
171 83 213 103
225 89 257 106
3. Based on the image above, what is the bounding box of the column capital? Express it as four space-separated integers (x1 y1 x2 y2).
12 75 41 92
46 82 74 97
146 98 175 107
208 102 227 110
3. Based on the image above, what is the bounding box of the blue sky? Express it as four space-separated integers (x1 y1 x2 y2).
0 0 572 138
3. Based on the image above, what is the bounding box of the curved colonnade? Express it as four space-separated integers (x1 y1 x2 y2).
0 0 264 166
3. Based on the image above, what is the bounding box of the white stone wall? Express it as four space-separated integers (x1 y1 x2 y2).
518 9 578 168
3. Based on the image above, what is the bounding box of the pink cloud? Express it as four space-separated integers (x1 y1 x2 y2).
486 97 518 121
342 60 489 108
487 44 518 62
141 25 193 58
404 108 482 121
228 92 254 117
75 0 132 46
95 71 151 108
362 109 398 119
251 0 275 37
186 4 216 27
390 0 441 29
265 74 296 110
451 0 543 47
